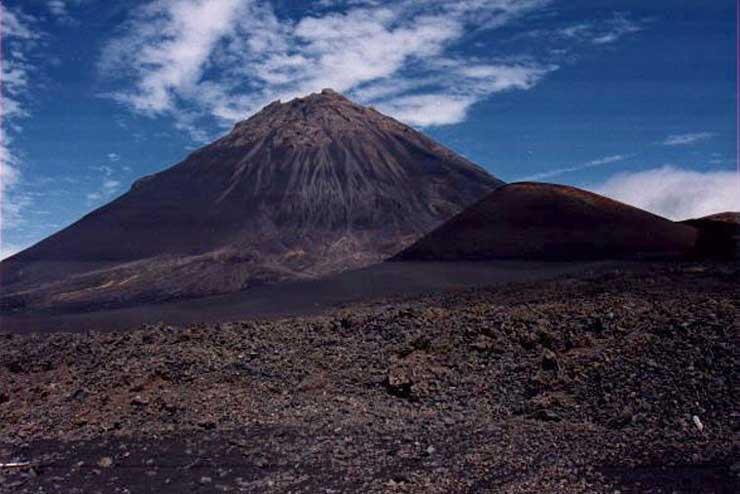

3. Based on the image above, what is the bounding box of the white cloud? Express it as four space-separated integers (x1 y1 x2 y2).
107 152 121 162
1 7 39 40
1 5 40 237
103 179 120 190
372 61 551 126
0 241 23 261
709 155 725 165
589 155 628 166
0 136 20 192
559 23 592 39
47 1 68 16
548 13 644 46
46 0 87 24
592 13 643 44
91 164 114 176
661 132 715 146
1 7 39 122
520 154 629 181
0 132 22 232
376 94 473 127
0 142 33 232
100 0 555 131
101 0 247 115
86 166 122 205
593 166 740 221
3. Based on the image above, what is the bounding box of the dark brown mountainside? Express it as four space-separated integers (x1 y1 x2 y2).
1 89 502 312
689 212 740 225
395 182 699 261
681 212 740 260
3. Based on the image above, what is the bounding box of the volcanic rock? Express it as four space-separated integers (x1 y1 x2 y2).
1 264 737 493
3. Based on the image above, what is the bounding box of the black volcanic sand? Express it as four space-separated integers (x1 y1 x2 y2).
1 261 614 333
1 263 738 493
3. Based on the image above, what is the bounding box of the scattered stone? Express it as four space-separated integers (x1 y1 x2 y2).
692 415 704 432
472 335 495 352
384 367 413 399
541 349 559 372
531 409 561 422
130 395 149 407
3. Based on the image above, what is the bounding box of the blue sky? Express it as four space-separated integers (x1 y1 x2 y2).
1 0 738 258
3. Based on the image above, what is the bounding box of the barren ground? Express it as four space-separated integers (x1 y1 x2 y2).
0 262 738 493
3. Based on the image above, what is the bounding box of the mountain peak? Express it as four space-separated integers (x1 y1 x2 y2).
225 90 406 149
263 88 350 108
291 87 349 103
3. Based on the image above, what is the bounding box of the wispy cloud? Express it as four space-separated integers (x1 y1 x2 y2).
103 179 120 190
47 1 69 17
708 152 725 165
0 139 23 231
0 241 23 261
549 12 645 47
592 13 644 44
558 23 592 39
46 0 86 24
1 6 40 122
99 0 557 134
519 154 629 181
0 136 20 196
593 165 740 220
90 164 114 176
1 4 41 236
661 132 715 146
86 164 122 205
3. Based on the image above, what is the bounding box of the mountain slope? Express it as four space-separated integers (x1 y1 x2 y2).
1 89 502 311
394 182 699 261
681 212 740 260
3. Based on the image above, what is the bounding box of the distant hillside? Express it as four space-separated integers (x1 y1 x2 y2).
681 212 740 260
394 182 699 261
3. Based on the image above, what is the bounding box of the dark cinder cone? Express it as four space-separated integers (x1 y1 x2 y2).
395 182 699 261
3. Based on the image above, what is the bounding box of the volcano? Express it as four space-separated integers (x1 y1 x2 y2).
1 90 502 311
394 182 699 261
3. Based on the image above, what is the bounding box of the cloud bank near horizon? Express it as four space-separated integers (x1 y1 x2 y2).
593 166 739 221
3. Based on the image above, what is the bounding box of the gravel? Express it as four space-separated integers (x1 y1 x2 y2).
0 262 738 493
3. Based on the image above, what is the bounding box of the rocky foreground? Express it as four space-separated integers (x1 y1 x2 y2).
0 263 738 493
